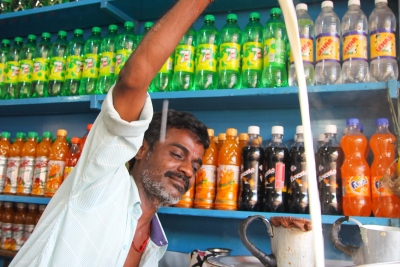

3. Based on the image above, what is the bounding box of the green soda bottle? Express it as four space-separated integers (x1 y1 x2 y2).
78 27 102 95
218 14 242 89
17 34 36 98
114 21 136 84
262 8 288 88
4 37 23 99
48 31 68 96
150 53 173 92
194 14 220 90
0 39 10 99
137 22 154 45
32 32 52 98
62 29 85 96
97 24 118 94
242 12 264 88
0 0 11 13
171 26 196 91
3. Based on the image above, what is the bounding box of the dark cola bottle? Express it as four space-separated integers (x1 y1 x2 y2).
316 125 344 215
238 126 265 211
263 126 290 212
288 125 309 214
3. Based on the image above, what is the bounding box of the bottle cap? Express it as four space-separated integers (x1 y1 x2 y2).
213 136 219 143
348 0 360 6
87 124 93 131
109 24 118 32
92 27 102 33
27 132 37 138
144 22 154 29
227 14 238 21
321 1 333 8
270 7 282 15
204 14 215 22
249 12 261 20
272 126 284 135
346 118 359 126
42 32 51 39
16 132 25 139
375 0 387 3
1 39 10 45
239 133 249 141
57 129 67 137
376 118 389 126
296 3 308 10
74 29 83 35
71 137 81 144
248 126 260 135
296 125 304 134
124 21 134 28
207 128 214 137
42 131 52 138
318 133 326 142
218 133 226 141
14 37 23 43
1 132 10 138
28 203 37 209
324 125 337 134
226 128 237 137
58 31 67 37
28 34 37 41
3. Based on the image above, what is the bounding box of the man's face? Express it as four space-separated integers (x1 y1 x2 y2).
139 128 205 206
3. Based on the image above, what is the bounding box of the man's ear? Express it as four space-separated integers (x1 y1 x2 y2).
135 140 150 160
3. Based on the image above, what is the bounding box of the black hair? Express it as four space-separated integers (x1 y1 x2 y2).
129 109 209 171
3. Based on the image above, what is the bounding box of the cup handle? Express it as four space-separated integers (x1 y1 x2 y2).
329 216 360 259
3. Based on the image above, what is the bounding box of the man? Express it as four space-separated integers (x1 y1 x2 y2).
10 0 212 266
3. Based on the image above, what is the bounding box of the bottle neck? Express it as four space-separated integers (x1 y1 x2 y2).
248 134 260 147
375 124 390 134
376 2 387 8
271 134 283 143
347 124 361 134
349 4 360 10
296 133 304 143
322 6 333 12
325 133 340 146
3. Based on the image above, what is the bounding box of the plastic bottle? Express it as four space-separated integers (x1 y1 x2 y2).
81 123 93 151
289 4 315 86
370 118 400 217
369 0 398 82
194 128 218 209
138 22 153 44
1 202 14 250
315 1 342 85
62 29 85 96
317 125 344 215
35 204 46 225
31 131 52 196
24 203 37 241
97 24 118 94
114 21 136 84
16 132 38 195
12 202 26 251
194 14 219 90
262 8 288 88
341 118 371 216
79 27 102 95
238 133 249 152
0 0 11 13
63 137 81 182
264 126 291 212
341 0 370 83
47 31 68 96
44 129 69 197
31 32 51 98
4 37 23 99
17 34 36 98
241 12 263 88
0 132 11 192
171 26 196 91
215 128 240 210
288 126 309 213
216 133 226 152
0 39 10 99
4 132 25 195
218 14 242 89
238 126 265 211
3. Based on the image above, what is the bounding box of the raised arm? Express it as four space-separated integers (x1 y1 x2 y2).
113 0 212 122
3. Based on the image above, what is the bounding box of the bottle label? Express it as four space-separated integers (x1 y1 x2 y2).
370 29 396 61
174 45 195 73
316 33 340 63
31 156 48 196
45 160 65 195
343 32 368 62
290 36 313 64
159 56 174 74
372 175 392 197
65 55 83 80
48 57 66 81
2 223 12 250
63 166 74 181
4 61 20 84
219 43 241 71
115 49 132 75
195 164 216 202
215 164 240 206
4 156 21 194
99 52 115 76
18 59 34 82
17 156 35 194
82 53 100 78
12 223 24 251
0 63 5 84
32 58 49 82
289 163 308 194
196 44 218 72
24 224 35 240
0 156 7 192
264 38 286 67
242 42 263 70
343 176 370 196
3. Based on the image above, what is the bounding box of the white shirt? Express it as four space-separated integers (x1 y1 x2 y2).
10 86 168 267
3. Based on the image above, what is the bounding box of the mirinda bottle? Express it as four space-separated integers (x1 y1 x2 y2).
370 118 400 218
17 132 38 195
4 133 25 195
0 132 11 193
63 137 81 182
31 132 52 196
44 129 69 197
216 133 226 153
194 128 218 209
341 118 371 216
215 128 240 210
81 123 93 151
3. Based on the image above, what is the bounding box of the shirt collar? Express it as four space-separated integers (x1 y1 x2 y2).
150 214 168 247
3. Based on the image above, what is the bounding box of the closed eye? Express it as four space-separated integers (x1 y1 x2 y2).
170 152 183 160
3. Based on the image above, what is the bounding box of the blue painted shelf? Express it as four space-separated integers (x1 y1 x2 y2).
0 195 51 204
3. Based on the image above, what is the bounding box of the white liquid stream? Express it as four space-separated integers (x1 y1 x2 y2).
278 0 325 266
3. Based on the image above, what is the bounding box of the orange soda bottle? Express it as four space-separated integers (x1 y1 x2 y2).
216 133 226 152
31 132 52 196
17 132 38 195
238 133 249 155
370 118 400 218
213 136 219 149
44 129 69 197
215 128 240 210
63 137 81 182
0 132 11 192
81 123 93 151
4 133 25 195
341 118 371 216
194 128 218 209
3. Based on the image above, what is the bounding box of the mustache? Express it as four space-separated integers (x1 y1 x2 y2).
164 171 190 192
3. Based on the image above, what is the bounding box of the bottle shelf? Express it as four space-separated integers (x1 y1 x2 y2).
0 195 51 205
0 249 17 258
